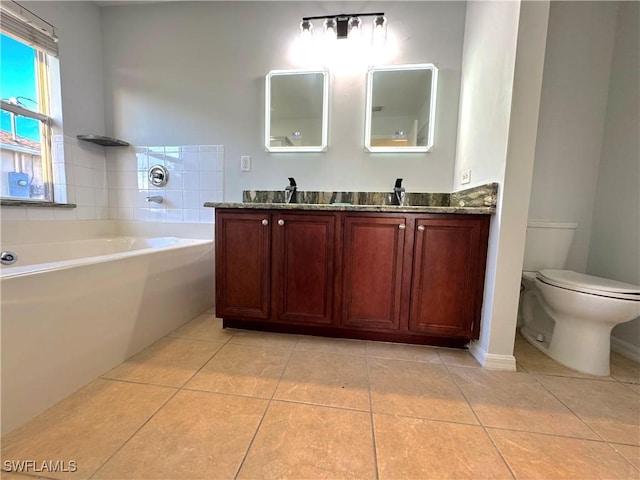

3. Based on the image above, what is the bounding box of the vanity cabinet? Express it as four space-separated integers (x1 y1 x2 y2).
271 212 337 326
341 214 407 331
216 210 337 325
215 211 271 319
216 209 490 346
408 216 488 339
341 213 488 340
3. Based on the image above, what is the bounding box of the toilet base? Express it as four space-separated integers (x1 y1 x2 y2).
520 323 612 376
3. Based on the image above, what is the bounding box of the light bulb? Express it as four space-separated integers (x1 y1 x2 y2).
372 15 387 44
300 20 313 41
348 17 362 39
323 18 337 40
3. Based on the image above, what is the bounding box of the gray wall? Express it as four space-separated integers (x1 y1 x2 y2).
528 2 618 272
100 1 467 199
587 2 640 350
528 1 639 351
26 1 106 137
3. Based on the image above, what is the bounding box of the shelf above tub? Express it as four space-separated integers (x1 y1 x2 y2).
77 135 130 147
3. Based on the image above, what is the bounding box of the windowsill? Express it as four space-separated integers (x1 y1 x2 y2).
1 199 77 208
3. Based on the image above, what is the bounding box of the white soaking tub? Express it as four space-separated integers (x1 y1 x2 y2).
1 236 214 435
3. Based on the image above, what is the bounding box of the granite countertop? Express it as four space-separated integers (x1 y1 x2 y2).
203 201 494 214
204 183 498 215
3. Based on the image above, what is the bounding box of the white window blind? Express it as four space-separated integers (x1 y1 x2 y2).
0 1 58 57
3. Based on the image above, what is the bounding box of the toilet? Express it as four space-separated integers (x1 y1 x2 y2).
519 221 640 376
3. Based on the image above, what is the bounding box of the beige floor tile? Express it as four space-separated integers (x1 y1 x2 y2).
611 352 640 384
228 329 299 349
168 313 234 343
449 367 598 439
0 472 50 479
365 341 442 363
237 401 376 479
368 358 477 424
610 443 640 470
488 428 638 479
438 347 481 367
185 343 291 398
536 375 640 445
624 382 640 394
1 379 175 480
514 334 615 380
274 350 370 410
296 335 367 356
93 390 267 479
374 414 513 479
102 337 224 387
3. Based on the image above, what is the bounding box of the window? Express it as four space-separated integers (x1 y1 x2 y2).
0 2 58 202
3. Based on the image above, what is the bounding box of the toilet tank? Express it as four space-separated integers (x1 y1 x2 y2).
523 220 577 271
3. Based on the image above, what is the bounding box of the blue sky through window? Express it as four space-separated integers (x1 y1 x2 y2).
1 33 40 141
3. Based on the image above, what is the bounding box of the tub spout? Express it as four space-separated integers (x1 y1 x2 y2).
146 195 163 204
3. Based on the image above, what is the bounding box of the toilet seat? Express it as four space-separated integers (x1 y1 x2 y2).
537 269 640 301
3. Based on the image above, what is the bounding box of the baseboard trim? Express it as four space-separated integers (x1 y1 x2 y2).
611 336 640 364
469 341 517 371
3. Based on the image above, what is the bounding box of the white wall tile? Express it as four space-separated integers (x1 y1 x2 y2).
75 186 96 207
134 208 150 222
199 208 214 223
26 208 55 221
182 151 200 171
54 208 78 221
183 209 200 222
183 190 200 209
200 173 217 191
1 207 28 220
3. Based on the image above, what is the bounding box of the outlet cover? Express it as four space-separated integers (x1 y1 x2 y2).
241 155 251 172
461 169 471 185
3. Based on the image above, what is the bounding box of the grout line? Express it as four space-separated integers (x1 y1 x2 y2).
232 334 301 479
365 355 380 480
528 373 606 442
87 385 182 479
443 363 518 480
605 441 640 471
88 318 235 479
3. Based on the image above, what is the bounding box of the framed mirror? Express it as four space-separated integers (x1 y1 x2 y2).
265 68 329 153
364 63 438 153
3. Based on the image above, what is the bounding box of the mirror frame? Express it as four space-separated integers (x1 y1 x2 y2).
364 63 438 153
265 68 329 153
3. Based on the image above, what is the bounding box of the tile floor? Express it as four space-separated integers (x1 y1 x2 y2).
2 311 639 480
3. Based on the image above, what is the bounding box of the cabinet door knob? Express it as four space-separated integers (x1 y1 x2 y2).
417 225 425 232
398 224 406 230
278 219 285 226
261 219 269 226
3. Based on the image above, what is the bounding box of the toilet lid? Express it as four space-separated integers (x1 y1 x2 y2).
537 269 640 300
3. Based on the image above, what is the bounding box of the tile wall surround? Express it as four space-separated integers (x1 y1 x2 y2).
0 135 109 222
107 145 224 224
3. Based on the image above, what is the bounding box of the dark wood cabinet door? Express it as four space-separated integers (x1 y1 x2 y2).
341 215 407 331
272 213 337 325
409 215 489 338
215 210 271 319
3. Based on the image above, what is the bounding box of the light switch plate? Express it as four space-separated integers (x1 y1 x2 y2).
461 169 471 185
240 155 251 172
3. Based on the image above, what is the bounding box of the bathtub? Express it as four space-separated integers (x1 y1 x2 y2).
1 236 215 435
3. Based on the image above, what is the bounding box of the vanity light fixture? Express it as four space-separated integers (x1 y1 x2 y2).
300 12 386 43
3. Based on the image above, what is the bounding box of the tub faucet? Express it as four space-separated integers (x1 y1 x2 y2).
146 195 163 204
285 177 297 204
393 178 405 206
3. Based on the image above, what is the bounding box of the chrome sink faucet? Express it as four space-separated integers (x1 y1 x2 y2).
394 178 405 206
285 177 297 204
